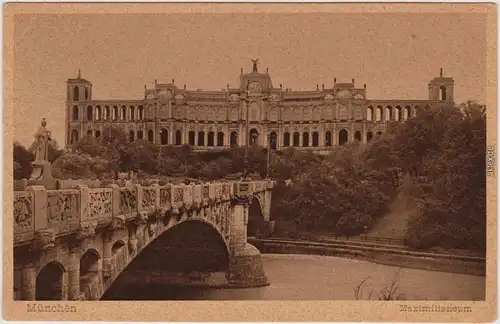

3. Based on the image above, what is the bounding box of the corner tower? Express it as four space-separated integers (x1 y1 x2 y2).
428 68 454 103
65 70 93 147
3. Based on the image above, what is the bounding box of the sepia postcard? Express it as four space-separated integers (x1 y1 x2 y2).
3 2 497 323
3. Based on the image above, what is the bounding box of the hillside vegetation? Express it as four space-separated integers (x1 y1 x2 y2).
14 101 486 252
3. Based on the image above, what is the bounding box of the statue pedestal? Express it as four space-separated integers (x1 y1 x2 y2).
30 161 53 181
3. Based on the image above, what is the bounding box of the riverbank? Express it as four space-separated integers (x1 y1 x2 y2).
249 238 486 276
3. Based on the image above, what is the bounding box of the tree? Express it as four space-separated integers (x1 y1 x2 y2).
13 142 34 180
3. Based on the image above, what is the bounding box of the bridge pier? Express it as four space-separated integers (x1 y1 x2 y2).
227 196 269 288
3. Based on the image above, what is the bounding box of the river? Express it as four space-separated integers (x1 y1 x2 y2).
103 254 485 300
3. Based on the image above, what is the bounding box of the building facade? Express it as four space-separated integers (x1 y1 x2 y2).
65 62 455 151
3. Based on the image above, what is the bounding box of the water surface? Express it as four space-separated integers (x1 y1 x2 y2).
104 254 485 300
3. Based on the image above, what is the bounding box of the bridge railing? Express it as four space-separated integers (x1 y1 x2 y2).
13 180 273 247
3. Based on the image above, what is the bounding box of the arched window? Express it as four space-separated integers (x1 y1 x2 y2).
439 86 447 101
130 106 135 120
72 106 79 121
292 132 300 146
175 130 182 145
207 132 215 146
386 106 393 121
87 130 93 136
404 106 410 120
302 132 309 147
160 129 168 145
129 130 135 142
197 131 205 146
312 132 319 147
87 105 93 121
339 129 348 146
113 106 118 121
367 131 373 142
95 106 102 121
95 130 101 139
230 131 238 146
354 131 361 142
376 106 383 121
35 261 65 300
138 106 144 120
85 88 89 100
73 86 79 101
147 130 154 142
217 132 224 146
249 129 259 146
137 130 144 140
71 130 79 144
269 132 277 150
121 106 127 120
367 106 373 121
376 131 382 136
283 132 290 147
325 131 332 147
105 106 110 120
79 250 100 300
395 106 401 121
189 131 195 145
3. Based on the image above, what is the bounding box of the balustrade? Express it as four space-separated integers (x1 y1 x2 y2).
13 180 275 247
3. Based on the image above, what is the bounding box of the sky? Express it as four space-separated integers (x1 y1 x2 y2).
12 13 487 147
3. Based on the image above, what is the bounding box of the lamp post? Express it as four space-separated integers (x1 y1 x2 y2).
240 81 251 179
157 129 163 175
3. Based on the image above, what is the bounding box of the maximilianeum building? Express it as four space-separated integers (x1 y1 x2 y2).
65 61 454 152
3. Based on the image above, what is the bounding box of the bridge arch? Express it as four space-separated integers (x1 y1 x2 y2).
79 249 101 299
35 261 66 300
102 219 229 300
248 196 265 237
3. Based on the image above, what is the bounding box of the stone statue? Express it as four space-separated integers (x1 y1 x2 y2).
33 118 51 162
30 118 53 180
251 58 259 72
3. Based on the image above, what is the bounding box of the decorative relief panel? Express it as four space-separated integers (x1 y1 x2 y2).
119 188 137 215
159 104 169 119
142 188 156 209
303 106 312 120
353 105 363 120
230 108 239 121
173 187 184 203
199 106 207 120
283 108 292 121
336 123 351 131
293 107 302 121
217 108 226 121
338 104 349 120
159 187 171 207
89 189 113 220
47 190 79 234
249 102 260 121
207 107 216 121
14 192 34 242
203 185 209 200
312 106 320 121
269 94 280 102
173 106 184 119
187 107 196 120
323 106 333 120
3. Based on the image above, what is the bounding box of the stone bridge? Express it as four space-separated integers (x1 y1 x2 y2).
13 180 274 300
